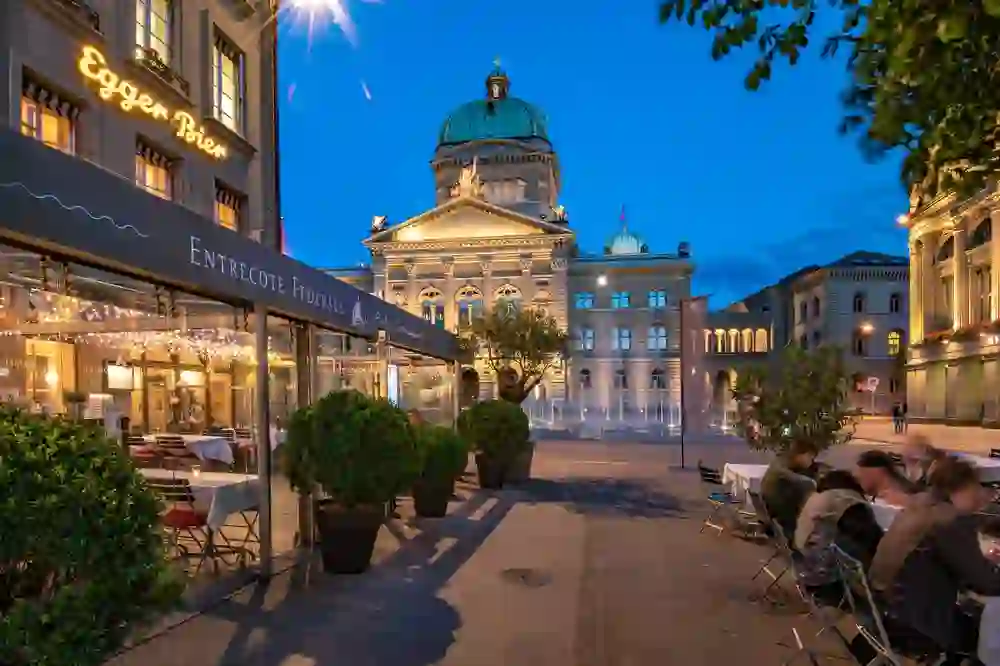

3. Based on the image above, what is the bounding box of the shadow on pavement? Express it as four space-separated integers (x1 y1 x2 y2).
110 490 516 666
515 476 686 519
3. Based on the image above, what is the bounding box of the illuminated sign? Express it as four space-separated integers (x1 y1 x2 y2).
78 46 227 160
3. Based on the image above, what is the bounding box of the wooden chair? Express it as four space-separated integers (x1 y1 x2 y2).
127 435 160 468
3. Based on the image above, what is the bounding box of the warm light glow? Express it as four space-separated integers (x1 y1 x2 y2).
44 370 59 386
860 322 874 334
596 275 608 287
78 46 227 159
286 0 373 46
896 214 909 226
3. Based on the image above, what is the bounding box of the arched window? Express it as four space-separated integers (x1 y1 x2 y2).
650 368 666 390
889 292 902 314
887 329 904 356
614 369 628 389
456 285 483 330
852 292 866 313
754 329 768 352
935 236 955 262
971 217 992 249
799 301 808 323
579 368 592 389
852 332 868 356
494 283 522 314
647 325 667 351
812 296 821 318
741 329 753 351
714 329 726 353
419 287 445 328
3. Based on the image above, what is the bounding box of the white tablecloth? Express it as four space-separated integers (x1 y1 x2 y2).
722 463 768 502
144 434 234 465
140 468 259 529
955 452 1000 484
869 498 902 530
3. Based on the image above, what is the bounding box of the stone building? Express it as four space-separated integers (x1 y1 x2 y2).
904 186 1000 425
327 66 693 419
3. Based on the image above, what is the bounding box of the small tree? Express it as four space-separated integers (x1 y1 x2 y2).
462 305 568 404
731 346 857 454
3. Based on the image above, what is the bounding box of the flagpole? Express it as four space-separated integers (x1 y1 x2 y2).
680 296 687 469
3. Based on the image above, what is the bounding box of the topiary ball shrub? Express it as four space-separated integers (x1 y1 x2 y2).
457 399 530 465
283 390 422 508
0 407 182 666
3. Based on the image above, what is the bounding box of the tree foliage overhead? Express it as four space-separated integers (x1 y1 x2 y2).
461 304 568 404
659 0 1000 205
731 346 857 453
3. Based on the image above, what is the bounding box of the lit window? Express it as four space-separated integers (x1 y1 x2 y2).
887 330 902 356
215 200 238 231
135 0 171 63
134 147 171 200
456 286 483 331
647 325 667 350
574 292 594 309
419 289 445 328
648 289 667 308
20 97 74 154
213 34 244 133
612 327 632 351
611 292 630 309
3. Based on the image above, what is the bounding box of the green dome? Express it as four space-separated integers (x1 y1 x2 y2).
605 219 647 255
438 97 549 146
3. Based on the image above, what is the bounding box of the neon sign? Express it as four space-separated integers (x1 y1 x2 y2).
78 46 227 160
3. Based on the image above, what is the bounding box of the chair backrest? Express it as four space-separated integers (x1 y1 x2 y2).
234 427 253 440
145 477 196 504
126 435 148 447
697 461 723 485
831 544 896 661
991 449 1000 459
154 435 193 457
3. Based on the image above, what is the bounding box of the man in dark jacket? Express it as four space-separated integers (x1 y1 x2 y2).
760 440 818 540
870 457 1000 656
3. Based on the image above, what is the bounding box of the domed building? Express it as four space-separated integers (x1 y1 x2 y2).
331 66 694 417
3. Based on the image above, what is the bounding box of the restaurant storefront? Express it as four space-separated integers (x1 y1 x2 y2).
0 127 463 599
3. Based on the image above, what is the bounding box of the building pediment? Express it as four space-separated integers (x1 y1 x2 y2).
364 197 572 246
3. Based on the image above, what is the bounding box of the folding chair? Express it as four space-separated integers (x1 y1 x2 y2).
147 477 214 576
697 461 755 535
154 435 200 470
748 491 790 597
751 515 803 605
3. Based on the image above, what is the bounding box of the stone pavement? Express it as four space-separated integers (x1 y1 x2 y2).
852 416 1000 454
108 441 832 666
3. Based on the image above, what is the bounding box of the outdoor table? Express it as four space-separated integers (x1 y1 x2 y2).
143 434 234 465
722 463 768 503
140 468 259 529
954 452 1000 484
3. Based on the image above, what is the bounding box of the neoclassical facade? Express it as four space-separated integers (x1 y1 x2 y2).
328 66 693 414
905 187 1000 425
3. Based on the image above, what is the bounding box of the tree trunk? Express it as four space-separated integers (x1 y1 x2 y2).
497 367 528 404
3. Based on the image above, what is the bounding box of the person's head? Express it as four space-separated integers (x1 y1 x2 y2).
817 469 866 496
901 434 934 468
785 441 818 471
855 450 902 495
929 457 987 513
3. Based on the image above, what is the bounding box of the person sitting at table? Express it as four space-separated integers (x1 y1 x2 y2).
795 469 885 664
760 440 818 540
854 450 920 506
870 457 1000 660
901 434 937 487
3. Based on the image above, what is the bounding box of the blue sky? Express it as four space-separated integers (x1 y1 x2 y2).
276 1 909 306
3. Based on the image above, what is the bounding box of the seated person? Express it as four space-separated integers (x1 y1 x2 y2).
760 440 818 540
870 457 1000 657
901 434 937 489
854 450 920 506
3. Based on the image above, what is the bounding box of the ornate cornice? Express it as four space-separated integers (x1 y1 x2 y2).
372 235 569 253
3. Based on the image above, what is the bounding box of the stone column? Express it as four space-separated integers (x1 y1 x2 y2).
405 261 417 315
480 258 493 309
953 228 968 329
920 233 937 335
519 256 535 303
443 258 456 331
992 210 1000 321
909 238 923 341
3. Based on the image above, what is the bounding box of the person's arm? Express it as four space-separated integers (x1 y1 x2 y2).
932 517 1000 596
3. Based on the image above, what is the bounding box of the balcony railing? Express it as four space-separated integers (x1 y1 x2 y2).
51 0 100 32
134 47 191 97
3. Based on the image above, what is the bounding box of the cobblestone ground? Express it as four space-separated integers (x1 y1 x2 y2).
107 440 839 666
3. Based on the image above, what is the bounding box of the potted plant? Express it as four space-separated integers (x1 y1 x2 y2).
0 406 181 665
282 390 420 574
458 399 530 489
411 424 469 517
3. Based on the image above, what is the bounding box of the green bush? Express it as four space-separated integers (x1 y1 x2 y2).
282 390 421 508
457 399 530 464
414 424 469 486
0 408 181 666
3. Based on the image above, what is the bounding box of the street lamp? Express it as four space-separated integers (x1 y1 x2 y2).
596 274 608 287
860 322 874 334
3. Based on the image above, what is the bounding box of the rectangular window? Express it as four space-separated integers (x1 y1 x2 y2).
213 33 245 133
20 96 75 154
421 302 445 328
975 268 992 324
215 183 242 232
580 328 595 351
135 143 172 200
612 327 632 351
574 292 594 309
648 289 667 309
647 325 667 350
135 0 172 63
611 292 630 309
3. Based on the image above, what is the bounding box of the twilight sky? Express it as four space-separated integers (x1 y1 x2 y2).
276 1 909 306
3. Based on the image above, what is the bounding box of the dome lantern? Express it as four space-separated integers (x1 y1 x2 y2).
486 58 509 102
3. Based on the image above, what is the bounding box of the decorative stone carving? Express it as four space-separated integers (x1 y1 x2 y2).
450 158 485 199
479 258 492 274
443 258 455 277
520 257 533 273
405 262 416 276
551 257 567 271
371 215 387 233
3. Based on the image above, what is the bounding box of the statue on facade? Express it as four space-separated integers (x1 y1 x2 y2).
552 204 568 223
451 158 485 199
371 215 387 233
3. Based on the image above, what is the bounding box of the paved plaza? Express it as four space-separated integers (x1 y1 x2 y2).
852 417 1000 453
108 439 836 666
